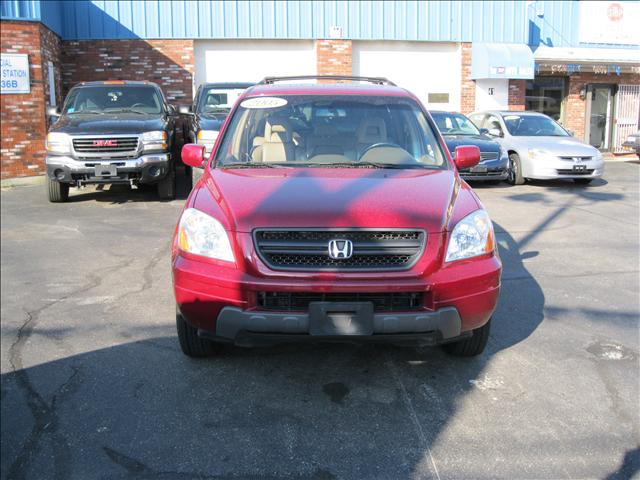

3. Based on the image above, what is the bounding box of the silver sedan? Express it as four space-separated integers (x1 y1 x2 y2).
468 111 604 185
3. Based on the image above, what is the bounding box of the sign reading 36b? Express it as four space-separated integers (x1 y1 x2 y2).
1 54 30 94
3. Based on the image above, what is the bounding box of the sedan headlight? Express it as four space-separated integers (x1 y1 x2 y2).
140 130 168 151
499 146 508 159
197 130 219 143
528 148 549 160
177 208 234 262
445 209 495 262
46 132 71 154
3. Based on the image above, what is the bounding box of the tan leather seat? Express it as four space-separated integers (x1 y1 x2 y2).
356 118 388 154
261 121 295 163
307 124 343 157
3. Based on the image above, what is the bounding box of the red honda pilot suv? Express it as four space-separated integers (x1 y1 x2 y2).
174 76 501 357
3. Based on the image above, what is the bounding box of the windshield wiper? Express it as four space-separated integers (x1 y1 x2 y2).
309 161 421 169
69 110 103 115
221 162 280 169
106 108 147 115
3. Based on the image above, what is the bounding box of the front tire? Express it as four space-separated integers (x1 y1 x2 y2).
573 178 593 185
443 318 491 357
507 153 525 185
176 312 222 357
47 177 69 202
157 170 176 200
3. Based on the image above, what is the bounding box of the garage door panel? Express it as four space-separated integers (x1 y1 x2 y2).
194 40 316 88
353 41 461 111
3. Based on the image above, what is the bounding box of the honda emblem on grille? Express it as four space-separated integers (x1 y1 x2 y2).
92 139 117 147
328 239 353 259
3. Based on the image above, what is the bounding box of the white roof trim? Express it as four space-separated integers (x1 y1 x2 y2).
534 46 640 64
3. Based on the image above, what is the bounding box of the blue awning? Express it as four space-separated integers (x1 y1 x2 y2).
471 43 535 80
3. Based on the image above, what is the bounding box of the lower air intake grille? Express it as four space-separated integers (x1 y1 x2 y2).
254 229 426 271
257 292 424 312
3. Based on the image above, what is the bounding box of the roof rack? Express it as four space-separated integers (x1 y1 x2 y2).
258 75 396 86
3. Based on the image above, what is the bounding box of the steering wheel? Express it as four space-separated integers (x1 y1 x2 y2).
358 142 402 160
131 103 146 109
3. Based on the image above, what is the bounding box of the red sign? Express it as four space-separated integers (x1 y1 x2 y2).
607 3 624 21
92 139 117 147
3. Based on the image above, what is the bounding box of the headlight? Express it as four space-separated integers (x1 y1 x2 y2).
46 132 71 154
499 146 508 159
177 208 234 262
140 130 168 151
445 209 495 262
595 150 603 160
528 148 549 160
197 130 219 142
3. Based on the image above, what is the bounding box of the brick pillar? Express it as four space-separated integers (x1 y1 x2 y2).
1 21 61 179
460 43 475 114
508 80 526 111
316 40 352 76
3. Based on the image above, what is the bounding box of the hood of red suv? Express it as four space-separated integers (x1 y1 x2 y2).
194 167 465 234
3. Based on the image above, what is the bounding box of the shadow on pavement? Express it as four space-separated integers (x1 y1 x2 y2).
1 219 548 479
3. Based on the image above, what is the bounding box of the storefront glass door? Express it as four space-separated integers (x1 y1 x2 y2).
589 86 614 150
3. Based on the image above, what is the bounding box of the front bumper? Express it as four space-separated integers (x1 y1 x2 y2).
459 157 509 182
622 141 640 155
527 156 605 180
173 252 501 346
45 153 170 185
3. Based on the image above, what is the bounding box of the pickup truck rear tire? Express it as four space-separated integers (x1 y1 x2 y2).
176 312 223 357
443 318 491 357
47 178 69 203
157 170 176 200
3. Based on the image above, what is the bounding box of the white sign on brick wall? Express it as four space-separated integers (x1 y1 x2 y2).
579 1 640 45
1 54 30 94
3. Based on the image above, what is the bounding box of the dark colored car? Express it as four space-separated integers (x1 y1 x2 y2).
431 111 509 182
45 81 180 201
622 131 640 157
172 75 501 358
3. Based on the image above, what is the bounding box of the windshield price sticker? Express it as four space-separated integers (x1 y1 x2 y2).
240 97 288 109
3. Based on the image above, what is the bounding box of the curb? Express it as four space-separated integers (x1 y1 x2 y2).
1 175 45 189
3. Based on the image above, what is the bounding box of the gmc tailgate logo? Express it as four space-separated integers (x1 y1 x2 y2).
92 139 117 147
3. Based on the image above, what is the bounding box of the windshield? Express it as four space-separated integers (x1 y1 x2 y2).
197 87 247 116
502 114 569 137
63 86 164 114
214 95 447 169
431 112 480 135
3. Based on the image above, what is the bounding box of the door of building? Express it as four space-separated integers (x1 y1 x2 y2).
587 85 615 150
613 85 640 153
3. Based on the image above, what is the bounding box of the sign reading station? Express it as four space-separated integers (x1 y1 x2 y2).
1 54 30 94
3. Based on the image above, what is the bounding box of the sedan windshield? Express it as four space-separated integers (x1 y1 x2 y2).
63 86 163 114
503 114 569 137
431 112 480 135
215 95 447 169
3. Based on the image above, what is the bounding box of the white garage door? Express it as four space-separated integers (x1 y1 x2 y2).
194 40 316 89
353 41 461 112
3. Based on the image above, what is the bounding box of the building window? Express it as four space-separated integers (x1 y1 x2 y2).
525 77 566 121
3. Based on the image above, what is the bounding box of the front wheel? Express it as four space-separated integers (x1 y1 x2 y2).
176 312 223 357
506 153 525 185
443 319 491 357
573 178 593 185
47 177 69 202
157 170 176 200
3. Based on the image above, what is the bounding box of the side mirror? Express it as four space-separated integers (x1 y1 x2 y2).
46 106 61 117
454 145 480 170
478 128 489 135
167 104 177 115
178 104 193 115
181 143 206 168
488 128 503 138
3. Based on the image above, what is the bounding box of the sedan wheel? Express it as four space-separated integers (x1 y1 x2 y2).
507 153 525 185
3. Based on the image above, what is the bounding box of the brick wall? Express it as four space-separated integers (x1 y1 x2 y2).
40 24 63 110
460 43 475 114
0 21 53 179
560 72 640 141
316 40 352 76
508 80 526 110
61 40 194 102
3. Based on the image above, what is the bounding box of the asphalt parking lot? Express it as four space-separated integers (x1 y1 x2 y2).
1 162 639 480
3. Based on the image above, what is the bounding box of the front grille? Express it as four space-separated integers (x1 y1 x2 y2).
73 137 139 154
254 229 426 271
559 156 593 162
257 292 424 312
556 168 594 176
480 152 499 161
